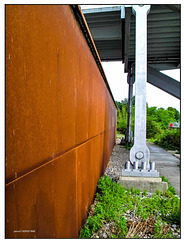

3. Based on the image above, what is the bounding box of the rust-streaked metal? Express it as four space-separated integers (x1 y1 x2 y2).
6 150 77 238
6 5 117 238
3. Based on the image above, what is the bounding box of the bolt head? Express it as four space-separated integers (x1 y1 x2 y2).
135 151 144 160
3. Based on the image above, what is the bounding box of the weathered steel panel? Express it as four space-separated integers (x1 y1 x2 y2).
76 135 103 231
6 5 78 182
6 5 117 238
6 150 77 238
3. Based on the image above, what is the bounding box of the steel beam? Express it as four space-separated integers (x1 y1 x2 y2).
147 66 180 99
125 67 135 143
82 6 121 14
89 25 121 40
130 5 150 168
123 7 131 72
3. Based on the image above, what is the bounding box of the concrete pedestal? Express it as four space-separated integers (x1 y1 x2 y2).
119 176 168 193
122 169 159 177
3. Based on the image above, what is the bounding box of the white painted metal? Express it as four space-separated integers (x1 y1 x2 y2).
121 6 125 18
81 6 121 14
150 162 155 170
125 161 130 170
141 162 147 170
133 162 139 170
130 5 150 168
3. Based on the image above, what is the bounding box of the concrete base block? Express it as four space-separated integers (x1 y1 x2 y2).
118 176 168 193
122 169 159 177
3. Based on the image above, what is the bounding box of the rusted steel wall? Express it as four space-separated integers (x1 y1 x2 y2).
6 5 117 238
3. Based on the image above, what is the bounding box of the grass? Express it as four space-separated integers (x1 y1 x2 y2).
79 176 180 238
161 176 177 195
116 132 124 139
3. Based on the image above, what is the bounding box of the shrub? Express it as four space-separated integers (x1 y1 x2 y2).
154 128 180 151
146 116 163 139
117 108 127 134
79 226 91 238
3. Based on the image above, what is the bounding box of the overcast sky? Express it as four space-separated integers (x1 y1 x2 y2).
102 61 180 111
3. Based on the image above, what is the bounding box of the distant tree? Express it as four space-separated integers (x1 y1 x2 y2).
121 98 128 105
147 106 157 119
156 108 175 129
116 98 135 134
167 107 180 122
116 97 180 141
116 101 123 110
117 107 127 134
146 116 163 138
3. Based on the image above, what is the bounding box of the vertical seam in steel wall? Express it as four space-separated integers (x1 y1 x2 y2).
70 5 117 109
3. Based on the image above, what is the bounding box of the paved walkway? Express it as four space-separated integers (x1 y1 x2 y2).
147 142 180 196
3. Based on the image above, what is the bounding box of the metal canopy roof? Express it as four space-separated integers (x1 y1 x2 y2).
82 5 180 72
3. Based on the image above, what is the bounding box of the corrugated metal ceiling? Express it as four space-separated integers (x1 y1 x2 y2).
82 5 180 72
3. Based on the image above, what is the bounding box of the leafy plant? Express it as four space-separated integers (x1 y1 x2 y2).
154 216 162 238
161 176 177 195
116 217 128 238
116 131 124 139
116 98 180 151
87 215 102 232
79 176 180 238
154 216 174 238
143 189 147 196
146 116 163 138
117 108 127 134
79 226 91 238
154 129 180 151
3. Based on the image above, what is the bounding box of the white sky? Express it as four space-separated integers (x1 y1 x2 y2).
102 61 180 111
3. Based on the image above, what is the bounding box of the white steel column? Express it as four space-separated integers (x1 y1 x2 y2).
130 5 151 168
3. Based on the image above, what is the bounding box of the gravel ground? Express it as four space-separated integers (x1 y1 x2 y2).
104 139 128 180
87 139 181 239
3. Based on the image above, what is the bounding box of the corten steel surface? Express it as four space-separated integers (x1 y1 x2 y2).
6 150 77 238
6 5 117 238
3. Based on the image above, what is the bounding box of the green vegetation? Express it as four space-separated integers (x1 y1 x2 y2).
116 99 129 134
154 128 180 151
79 176 180 238
116 98 180 151
161 176 177 195
116 131 124 139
